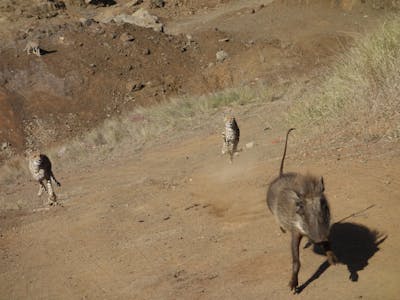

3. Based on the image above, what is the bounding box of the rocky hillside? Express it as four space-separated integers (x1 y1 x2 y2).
0 0 389 161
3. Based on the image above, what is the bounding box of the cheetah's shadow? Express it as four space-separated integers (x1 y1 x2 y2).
39 49 57 56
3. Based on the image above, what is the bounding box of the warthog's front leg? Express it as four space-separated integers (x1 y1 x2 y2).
289 231 303 292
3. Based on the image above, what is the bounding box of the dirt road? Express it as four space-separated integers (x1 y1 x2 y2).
1 100 399 299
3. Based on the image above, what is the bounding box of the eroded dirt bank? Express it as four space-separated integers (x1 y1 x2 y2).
0 0 385 160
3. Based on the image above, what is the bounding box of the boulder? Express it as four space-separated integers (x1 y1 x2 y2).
108 9 163 32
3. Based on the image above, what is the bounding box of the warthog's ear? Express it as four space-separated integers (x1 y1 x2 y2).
318 176 325 193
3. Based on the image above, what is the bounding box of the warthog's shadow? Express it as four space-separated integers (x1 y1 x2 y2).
296 222 387 293
329 222 386 281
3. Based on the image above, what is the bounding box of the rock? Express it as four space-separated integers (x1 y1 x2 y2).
106 9 164 32
1 142 10 150
218 38 230 42
245 141 254 149
150 0 165 8
216 50 228 62
64 0 86 7
186 34 193 42
120 32 135 42
79 17 93 26
46 11 59 18
23 0 65 19
86 0 116 6
126 81 144 92
131 8 163 32
126 0 143 6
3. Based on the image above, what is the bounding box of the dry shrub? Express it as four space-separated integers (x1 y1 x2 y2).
289 16 400 143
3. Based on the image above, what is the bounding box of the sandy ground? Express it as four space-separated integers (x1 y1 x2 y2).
1 100 399 299
1 1 399 299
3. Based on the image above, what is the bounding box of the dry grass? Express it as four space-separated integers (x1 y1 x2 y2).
0 85 275 186
369 0 400 10
0 75 314 188
289 16 400 143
